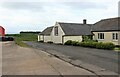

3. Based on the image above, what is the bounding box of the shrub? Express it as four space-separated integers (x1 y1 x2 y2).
64 40 73 45
65 40 115 50
82 35 92 42
90 42 97 48
47 41 53 44
71 41 80 46
96 42 104 49
103 42 115 50
80 42 115 50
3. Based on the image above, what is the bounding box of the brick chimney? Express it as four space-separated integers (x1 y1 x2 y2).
83 19 87 24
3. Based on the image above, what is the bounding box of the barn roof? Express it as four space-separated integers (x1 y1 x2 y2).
0 26 5 29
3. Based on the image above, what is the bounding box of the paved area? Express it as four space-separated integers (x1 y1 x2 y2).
2 41 94 75
24 41 119 74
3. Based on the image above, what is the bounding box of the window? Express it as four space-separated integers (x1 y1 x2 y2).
112 33 118 40
54 26 58 36
98 33 104 40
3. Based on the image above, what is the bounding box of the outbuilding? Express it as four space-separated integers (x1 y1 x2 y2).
0 26 5 37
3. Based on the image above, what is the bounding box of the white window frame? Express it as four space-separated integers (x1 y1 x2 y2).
98 33 104 40
112 33 118 41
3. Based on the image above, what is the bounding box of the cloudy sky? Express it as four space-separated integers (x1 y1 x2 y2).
0 0 119 34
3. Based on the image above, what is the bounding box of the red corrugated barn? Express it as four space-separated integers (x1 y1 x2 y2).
0 26 5 37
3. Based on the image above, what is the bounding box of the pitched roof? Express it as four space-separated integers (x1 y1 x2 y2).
92 17 120 32
58 22 92 36
40 26 53 35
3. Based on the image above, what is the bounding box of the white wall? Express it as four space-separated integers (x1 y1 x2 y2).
38 35 44 41
44 35 52 42
63 36 82 44
38 34 52 42
51 22 65 44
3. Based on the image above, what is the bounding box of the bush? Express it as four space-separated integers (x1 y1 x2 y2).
103 42 115 50
47 41 53 44
64 40 115 50
64 40 73 45
71 41 80 46
80 42 115 50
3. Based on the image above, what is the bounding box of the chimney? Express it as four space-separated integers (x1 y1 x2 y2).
83 19 87 24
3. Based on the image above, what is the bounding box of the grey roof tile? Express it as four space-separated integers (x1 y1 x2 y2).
58 22 92 36
40 26 53 35
92 17 120 32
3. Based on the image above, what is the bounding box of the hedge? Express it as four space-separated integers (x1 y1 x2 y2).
64 40 115 50
64 40 73 45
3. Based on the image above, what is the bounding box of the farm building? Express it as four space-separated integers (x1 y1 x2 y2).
0 26 5 37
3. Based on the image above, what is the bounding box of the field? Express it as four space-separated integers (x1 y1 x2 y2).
6 33 38 47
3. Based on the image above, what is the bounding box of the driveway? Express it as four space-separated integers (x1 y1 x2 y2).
2 41 94 75
24 41 119 74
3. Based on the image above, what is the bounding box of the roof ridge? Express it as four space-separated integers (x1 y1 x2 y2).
94 17 120 25
58 22 92 25
100 17 120 21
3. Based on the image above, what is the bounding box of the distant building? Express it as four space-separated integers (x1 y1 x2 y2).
38 20 92 44
38 26 53 42
38 17 120 45
0 26 5 37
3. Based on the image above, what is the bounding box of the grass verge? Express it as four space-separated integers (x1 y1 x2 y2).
114 47 120 52
6 33 38 47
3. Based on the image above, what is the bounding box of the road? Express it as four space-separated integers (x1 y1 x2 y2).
24 41 119 73
2 41 94 75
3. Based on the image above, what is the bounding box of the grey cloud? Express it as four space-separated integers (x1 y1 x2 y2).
1 2 45 11
1 2 107 12
62 2 107 9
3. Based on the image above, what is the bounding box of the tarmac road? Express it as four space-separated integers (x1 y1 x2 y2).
24 41 119 74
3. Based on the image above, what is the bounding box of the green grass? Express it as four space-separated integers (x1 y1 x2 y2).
114 47 120 51
6 33 38 47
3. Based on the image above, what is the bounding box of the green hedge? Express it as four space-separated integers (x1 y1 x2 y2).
64 40 115 50
64 40 73 45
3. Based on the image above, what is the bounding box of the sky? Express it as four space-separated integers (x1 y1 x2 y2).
0 0 119 34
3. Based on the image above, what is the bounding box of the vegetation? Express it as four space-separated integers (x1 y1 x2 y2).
20 31 41 34
6 33 38 47
64 40 115 50
64 40 73 45
82 35 95 42
114 45 120 51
